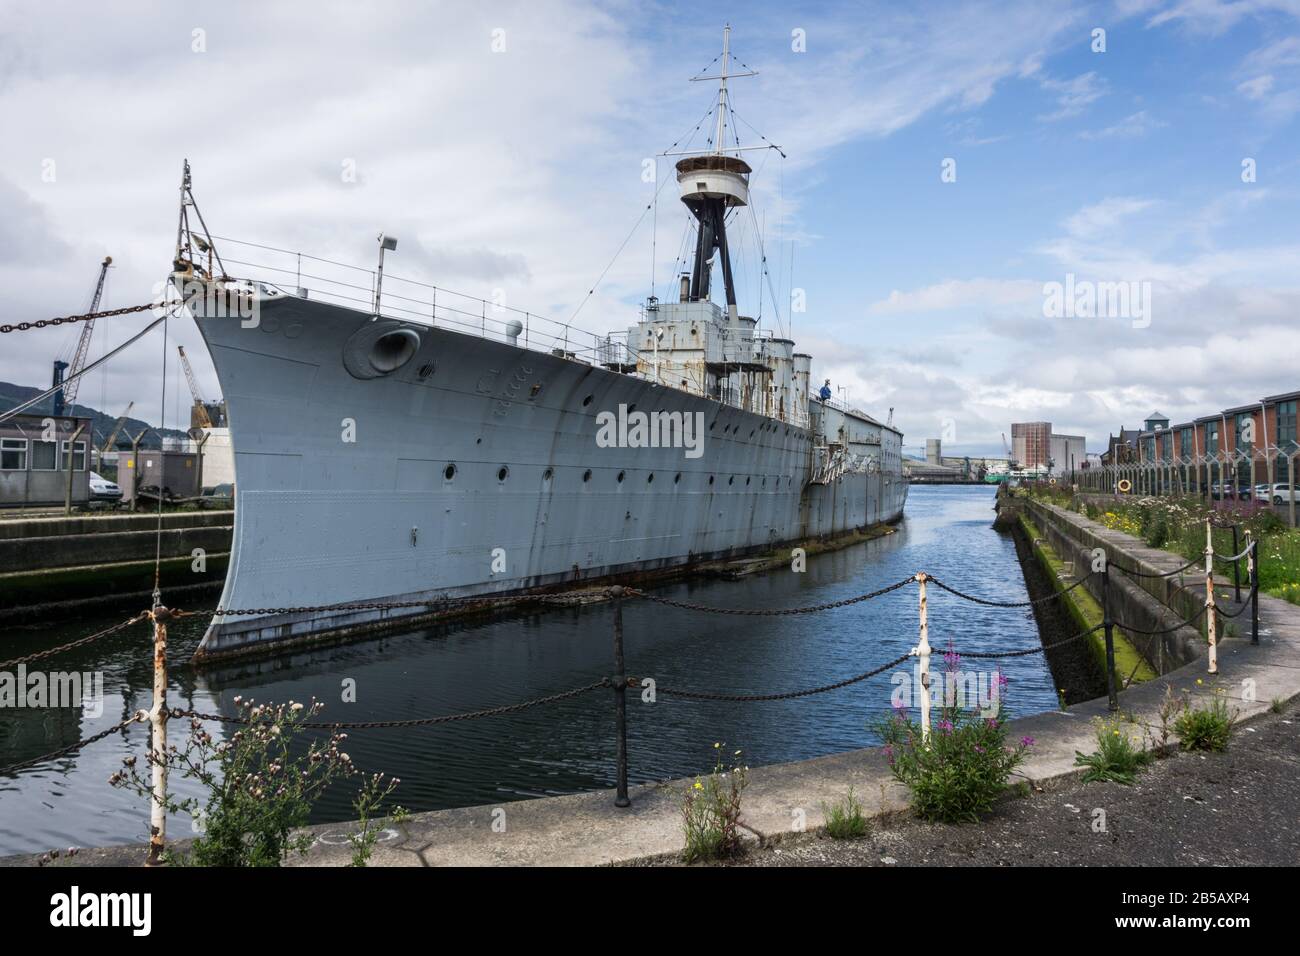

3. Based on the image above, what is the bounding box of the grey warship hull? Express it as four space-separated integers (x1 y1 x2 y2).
189 292 906 658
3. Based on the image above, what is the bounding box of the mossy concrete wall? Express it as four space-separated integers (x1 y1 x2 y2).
1020 498 1204 672
0 510 232 612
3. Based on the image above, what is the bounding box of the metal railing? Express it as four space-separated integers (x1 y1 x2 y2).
210 235 609 365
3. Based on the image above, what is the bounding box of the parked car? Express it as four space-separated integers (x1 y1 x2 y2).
1211 481 1253 501
1258 483 1297 505
88 471 123 502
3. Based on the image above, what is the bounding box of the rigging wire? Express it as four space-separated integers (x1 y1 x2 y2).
0 306 178 426
575 100 721 323
153 308 169 603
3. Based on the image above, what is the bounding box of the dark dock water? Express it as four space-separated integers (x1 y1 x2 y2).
0 485 1057 857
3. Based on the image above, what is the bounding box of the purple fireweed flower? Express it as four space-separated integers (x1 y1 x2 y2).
974 745 985 754
996 672 1009 688
985 717 999 729
1020 736 1035 747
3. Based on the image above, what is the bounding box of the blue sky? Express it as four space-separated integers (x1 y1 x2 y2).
1 0 1297 455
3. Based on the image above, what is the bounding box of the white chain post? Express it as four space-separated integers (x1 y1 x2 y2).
916 572 931 743
146 604 169 865
1204 520 1217 675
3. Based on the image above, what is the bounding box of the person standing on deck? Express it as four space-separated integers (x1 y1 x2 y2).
819 379 833 402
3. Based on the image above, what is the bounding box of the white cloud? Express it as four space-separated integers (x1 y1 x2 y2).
1237 73 1275 98
1037 71 1107 121
868 278 1041 314
1079 110 1166 138
1062 197 1158 239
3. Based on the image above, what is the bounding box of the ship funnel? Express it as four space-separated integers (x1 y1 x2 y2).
505 318 524 346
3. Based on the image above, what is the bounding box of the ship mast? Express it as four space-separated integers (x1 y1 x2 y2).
714 25 730 156
678 25 759 320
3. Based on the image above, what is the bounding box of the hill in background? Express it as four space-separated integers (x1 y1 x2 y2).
0 381 188 449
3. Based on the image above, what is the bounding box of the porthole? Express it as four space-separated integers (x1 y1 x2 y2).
647 473 654 484
674 473 681 484
709 421 716 431
583 469 592 482
543 467 553 481
749 429 755 438
617 470 625 483
582 394 594 407
728 475 735 486
746 476 751 485
498 466 509 482
708 475 715 485
444 464 457 481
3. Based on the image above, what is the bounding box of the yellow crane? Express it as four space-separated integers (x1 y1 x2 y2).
99 400 135 454
177 345 213 429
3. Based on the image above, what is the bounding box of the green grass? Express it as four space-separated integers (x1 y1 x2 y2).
822 787 869 840
1074 717 1155 784
1174 694 1236 752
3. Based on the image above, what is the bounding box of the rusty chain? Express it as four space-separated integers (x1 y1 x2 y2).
625 574 917 615
206 590 610 617
1113 555 1202 578
627 651 913 702
951 623 1104 659
0 714 143 776
0 613 150 670
0 302 158 335
926 570 1096 608
170 679 610 730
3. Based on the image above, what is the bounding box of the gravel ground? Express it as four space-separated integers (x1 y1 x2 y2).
687 699 1300 867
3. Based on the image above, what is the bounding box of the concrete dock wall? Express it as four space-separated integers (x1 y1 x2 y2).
1021 498 1204 672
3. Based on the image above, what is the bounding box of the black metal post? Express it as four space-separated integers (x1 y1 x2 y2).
1101 563 1118 712
1231 525 1242 603
1251 539 1260 646
610 585 630 808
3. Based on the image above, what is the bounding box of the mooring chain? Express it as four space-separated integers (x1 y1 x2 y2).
624 575 917 615
1214 600 1253 621
1212 547 1253 565
1113 555 1202 579
925 570 1095 608
169 679 610 730
0 302 158 335
627 651 914 702
0 715 143 777
1112 606 1208 636
208 590 614 617
951 623 1104 659
0 613 149 671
